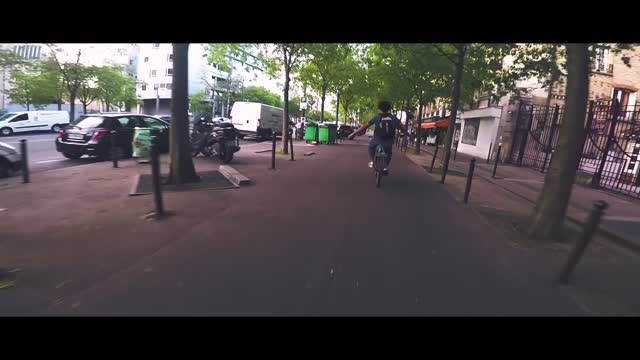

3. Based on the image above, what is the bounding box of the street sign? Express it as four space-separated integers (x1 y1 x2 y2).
300 98 307 110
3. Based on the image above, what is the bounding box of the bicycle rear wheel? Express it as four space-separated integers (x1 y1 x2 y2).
376 170 382 188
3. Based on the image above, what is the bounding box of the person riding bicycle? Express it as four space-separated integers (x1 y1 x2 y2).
348 100 407 173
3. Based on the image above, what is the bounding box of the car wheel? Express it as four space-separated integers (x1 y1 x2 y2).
51 124 62 133
62 152 82 159
1 127 13 136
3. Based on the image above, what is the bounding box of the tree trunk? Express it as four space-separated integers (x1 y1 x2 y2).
526 43 590 241
57 99 62 111
168 43 199 185
415 101 423 154
542 47 559 128
282 61 291 154
320 85 326 123
82 102 87 114
335 92 339 127
68 90 76 124
27 102 30 111
441 44 466 184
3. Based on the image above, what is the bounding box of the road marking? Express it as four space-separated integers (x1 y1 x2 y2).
36 159 64 164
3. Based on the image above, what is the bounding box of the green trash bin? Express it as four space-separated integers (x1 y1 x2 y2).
326 124 337 144
318 124 329 144
133 127 151 158
305 122 318 142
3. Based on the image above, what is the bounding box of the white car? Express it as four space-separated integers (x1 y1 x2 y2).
0 111 70 136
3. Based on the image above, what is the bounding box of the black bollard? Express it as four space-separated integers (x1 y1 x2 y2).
429 145 440 173
557 200 609 285
110 130 118 168
463 158 476 204
270 132 277 170
453 145 458 161
150 138 164 217
492 144 502 179
289 129 295 161
20 139 29 184
486 142 493 164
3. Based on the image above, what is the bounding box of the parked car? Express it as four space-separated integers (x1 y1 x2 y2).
0 142 22 178
0 111 70 136
56 113 170 160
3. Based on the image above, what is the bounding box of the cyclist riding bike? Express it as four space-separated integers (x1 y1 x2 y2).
348 100 407 173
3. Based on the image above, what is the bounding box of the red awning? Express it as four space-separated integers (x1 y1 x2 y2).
413 120 449 129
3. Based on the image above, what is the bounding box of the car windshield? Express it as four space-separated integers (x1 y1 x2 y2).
0 113 18 122
75 116 108 129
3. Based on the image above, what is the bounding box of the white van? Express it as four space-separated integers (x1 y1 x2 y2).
0 111 70 136
230 102 284 139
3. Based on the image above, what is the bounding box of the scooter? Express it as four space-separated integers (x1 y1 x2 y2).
192 121 241 163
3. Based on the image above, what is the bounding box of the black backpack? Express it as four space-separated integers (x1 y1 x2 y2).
373 113 396 140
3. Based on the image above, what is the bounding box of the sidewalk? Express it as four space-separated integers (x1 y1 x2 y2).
402 142 640 253
1 139 640 315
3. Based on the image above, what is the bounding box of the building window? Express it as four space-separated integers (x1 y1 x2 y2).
144 57 149 62
593 47 609 73
141 84 147 91
159 84 166 88
150 70 157 77
165 83 172 88
153 43 160 49
166 68 173 76
461 119 480 146
168 54 173 62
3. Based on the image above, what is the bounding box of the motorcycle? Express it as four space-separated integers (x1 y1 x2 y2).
191 119 241 164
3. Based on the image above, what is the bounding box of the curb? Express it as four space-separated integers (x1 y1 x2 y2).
218 165 252 186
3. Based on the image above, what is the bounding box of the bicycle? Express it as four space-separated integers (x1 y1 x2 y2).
373 144 388 188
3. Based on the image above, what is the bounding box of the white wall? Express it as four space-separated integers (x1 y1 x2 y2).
456 117 500 159
136 43 174 100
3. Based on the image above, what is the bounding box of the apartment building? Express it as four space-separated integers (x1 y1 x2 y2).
135 43 230 115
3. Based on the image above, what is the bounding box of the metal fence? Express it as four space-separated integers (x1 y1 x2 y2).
508 99 640 199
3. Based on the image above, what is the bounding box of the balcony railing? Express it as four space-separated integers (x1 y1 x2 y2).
591 62 614 74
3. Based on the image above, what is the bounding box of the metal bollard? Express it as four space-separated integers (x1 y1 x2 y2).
289 129 295 161
270 132 277 170
150 138 164 217
110 130 118 168
20 139 29 184
557 200 609 285
492 144 502 179
463 158 476 204
429 145 440 173
453 146 458 161
486 142 493 164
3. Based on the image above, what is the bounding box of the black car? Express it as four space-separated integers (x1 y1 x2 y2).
56 114 170 160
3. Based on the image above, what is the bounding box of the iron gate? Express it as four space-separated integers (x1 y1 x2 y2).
508 100 640 199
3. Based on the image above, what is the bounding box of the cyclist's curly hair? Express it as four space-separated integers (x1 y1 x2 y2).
378 100 392 112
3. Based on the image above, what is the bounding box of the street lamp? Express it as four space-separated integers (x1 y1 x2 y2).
154 84 160 115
